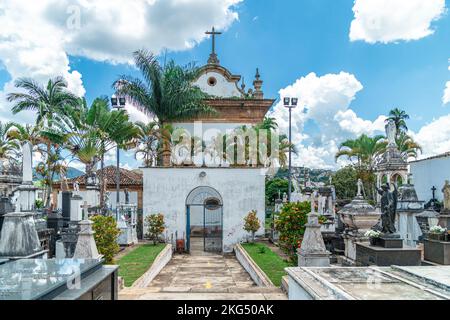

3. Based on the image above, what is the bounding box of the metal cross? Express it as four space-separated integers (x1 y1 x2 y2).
206 27 222 55
431 186 437 201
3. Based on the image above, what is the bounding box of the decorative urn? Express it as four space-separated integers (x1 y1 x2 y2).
338 195 381 233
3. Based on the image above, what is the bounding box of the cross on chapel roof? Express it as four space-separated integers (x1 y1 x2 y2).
206 27 222 65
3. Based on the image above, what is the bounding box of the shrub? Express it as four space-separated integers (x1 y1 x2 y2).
145 214 166 245
275 201 310 263
244 210 261 242
91 215 121 264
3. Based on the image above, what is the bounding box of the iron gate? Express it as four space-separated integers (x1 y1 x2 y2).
203 199 223 253
186 187 223 253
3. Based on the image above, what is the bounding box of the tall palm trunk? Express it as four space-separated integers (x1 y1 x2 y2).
45 142 52 209
100 146 106 212
160 123 171 167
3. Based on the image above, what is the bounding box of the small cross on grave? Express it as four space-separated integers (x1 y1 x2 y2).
81 201 91 221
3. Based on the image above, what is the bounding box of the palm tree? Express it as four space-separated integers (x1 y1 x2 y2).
335 134 386 170
336 134 387 201
134 121 160 167
8 122 44 152
44 97 139 209
387 108 410 133
7 77 80 207
114 50 215 166
0 122 19 162
396 131 422 159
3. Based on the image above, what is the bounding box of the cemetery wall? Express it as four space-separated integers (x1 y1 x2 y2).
410 154 450 202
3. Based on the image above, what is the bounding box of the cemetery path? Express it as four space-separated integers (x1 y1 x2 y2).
119 239 287 300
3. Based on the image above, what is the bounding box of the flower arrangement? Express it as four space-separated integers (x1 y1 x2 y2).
429 225 446 234
364 230 381 238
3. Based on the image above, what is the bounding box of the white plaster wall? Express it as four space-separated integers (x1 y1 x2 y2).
194 71 242 98
410 156 450 202
142 168 266 253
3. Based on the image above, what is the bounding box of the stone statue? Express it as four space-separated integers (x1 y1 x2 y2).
73 181 80 192
442 180 450 212
377 183 398 234
385 120 397 148
357 178 364 198
21 142 33 183
282 193 288 203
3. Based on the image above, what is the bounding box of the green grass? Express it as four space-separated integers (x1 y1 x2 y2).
117 244 166 287
242 242 293 287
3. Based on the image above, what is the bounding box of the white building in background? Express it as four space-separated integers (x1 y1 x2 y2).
409 152 450 202
142 29 275 253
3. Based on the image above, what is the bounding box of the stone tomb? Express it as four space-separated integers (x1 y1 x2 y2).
0 212 48 260
286 266 450 300
0 259 118 300
338 180 381 264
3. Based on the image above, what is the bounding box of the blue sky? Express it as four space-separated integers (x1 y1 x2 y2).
0 0 449 170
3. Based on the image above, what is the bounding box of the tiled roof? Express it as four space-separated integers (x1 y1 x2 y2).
62 166 143 186
409 152 450 164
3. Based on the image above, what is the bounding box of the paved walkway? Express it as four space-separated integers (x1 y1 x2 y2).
119 238 287 300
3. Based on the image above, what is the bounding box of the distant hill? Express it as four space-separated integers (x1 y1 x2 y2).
33 167 84 182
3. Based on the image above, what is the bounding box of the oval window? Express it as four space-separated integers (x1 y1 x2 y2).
205 198 221 210
207 77 217 87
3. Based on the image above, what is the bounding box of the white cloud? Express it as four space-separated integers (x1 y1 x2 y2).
444 60 450 105
0 0 241 124
412 114 450 158
270 72 386 169
350 0 446 44
444 81 450 105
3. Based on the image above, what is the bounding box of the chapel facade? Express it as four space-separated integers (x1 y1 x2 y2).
142 28 275 253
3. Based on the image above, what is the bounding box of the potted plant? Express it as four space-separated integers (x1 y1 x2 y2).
365 230 381 246
429 225 446 241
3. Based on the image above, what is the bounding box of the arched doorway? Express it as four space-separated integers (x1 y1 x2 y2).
186 186 223 253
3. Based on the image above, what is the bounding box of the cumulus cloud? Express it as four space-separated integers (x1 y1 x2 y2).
0 0 241 124
444 60 450 105
350 0 446 44
270 72 386 169
412 114 450 158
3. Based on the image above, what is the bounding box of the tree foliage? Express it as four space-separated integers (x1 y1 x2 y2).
266 178 289 205
243 210 261 242
332 166 358 200
145 213 166 245
275 201 310 263
91 215 121 264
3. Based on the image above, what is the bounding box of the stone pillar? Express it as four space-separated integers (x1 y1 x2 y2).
73 220 102 261
298 210 330 267
70 195 83 222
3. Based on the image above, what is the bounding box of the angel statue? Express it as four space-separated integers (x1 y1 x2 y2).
377 183 398 235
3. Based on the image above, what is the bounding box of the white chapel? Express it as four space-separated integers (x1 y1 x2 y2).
142 28 276 253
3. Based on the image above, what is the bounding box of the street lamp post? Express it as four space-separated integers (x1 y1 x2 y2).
111 95 126 219
283 97 298 203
